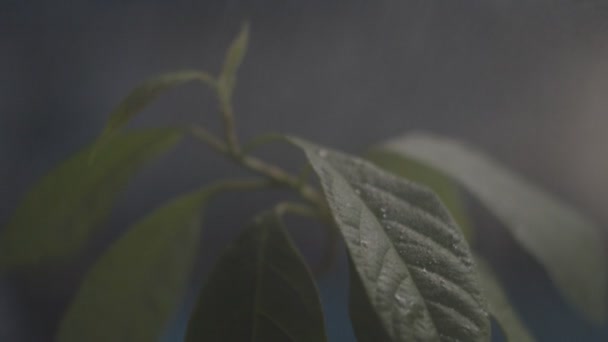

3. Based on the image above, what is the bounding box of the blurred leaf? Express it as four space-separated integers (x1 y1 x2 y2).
348 259 392 342
218 23 250 102
0 128 181 270
381 132 607 323
99 70 215 141
475 255 536 342
57 187 213 342
186 211 327 342
367 149 474 242
291 137 490 342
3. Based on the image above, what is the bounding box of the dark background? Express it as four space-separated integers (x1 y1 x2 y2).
1 1 608 341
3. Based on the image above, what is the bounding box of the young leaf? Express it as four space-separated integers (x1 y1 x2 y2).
290 137 490 342
99 70 216 140
57 187 213 342
218 23 250 101
366 149 474 242
381 132 608 323
474 255 536 342
0 128 181 270
185 212 327 342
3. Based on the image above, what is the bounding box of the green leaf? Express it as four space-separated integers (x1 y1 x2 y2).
0 128 181 270
57 187 213 342
381 132 608 323
290 137 490 342
348 259 392 342
185 211 327 342
99 70 216 140
474 255 536 342
218 23 250 102
366 149 474 242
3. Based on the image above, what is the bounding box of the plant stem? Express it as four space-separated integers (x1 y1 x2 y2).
207 178 273 195
241 132 285 155
274 202 320 220
219 92 240 154
190 125 228 154
190 125 327 214
191 125 340 275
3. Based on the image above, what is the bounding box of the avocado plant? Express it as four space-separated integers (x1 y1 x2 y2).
1 24 606 342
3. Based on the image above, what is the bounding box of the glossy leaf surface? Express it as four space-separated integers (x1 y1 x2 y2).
292 137 490 342
366 149 474 241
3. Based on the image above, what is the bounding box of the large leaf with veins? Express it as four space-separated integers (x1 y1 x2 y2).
291 137 490 342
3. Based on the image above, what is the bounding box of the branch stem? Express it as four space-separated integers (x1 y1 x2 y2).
218 93 241 154
190 125 327 214
274 202 320 220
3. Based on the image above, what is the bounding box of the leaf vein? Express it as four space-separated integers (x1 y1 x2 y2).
426 299 480 335
383 219 466 267
256 309 297 342
362 182 451 227
408 264 480 315
267 263 315 318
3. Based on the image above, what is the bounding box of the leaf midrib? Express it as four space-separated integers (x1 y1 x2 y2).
358 175 484 333
318 155 441 340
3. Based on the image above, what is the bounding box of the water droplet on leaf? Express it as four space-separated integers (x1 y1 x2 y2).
395 293 405 304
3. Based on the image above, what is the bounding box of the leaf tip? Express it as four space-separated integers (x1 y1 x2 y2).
220 21 251 88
